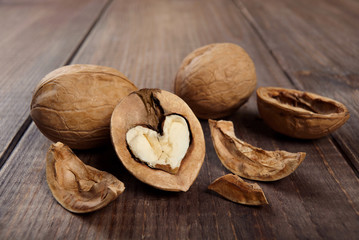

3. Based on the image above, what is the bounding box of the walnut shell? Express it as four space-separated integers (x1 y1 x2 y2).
209 119 305 181
174 43 257 119
256 87 350 139
46 142 125 213
208 174 268 206
31 64 138 149
111 89 205 192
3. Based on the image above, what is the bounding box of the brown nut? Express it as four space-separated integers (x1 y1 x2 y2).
208 174 268 206
111 89 205 192
174 43 257 119
46 142 125 213
31 64 138 149
256 87 350 139
209 119 305 181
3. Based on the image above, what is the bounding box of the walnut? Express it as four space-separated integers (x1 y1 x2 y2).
31 64 138 149
111 89 205 191
174 43 257 119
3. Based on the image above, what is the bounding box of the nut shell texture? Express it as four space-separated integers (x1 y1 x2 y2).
174 43 257 119
111 89 205 192
208 174 268 206
46 142 125 213
31 64 138 149
209 119 305 181
256 87 350 139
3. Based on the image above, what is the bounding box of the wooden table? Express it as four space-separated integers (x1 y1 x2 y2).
1 0 358 239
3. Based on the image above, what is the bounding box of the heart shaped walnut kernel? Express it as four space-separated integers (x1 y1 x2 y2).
126 114 190 174
111 89 205 192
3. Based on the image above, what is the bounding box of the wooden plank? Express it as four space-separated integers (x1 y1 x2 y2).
70 0 292 91
236 0 359 173
1 0 358 239
0 0 109 161
1 124 358 238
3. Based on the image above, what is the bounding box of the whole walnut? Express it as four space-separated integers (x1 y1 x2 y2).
31 64 138 149
174 43 257 119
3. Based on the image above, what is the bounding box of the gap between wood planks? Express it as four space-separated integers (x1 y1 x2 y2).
231 0 302 90
232 0 359 178
331 136 359 178
0 0 114 170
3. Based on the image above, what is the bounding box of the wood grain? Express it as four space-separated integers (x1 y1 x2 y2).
236 0 359 173
0 0 358 239
1 123 358 239
71 0 293 91
0 0 108 160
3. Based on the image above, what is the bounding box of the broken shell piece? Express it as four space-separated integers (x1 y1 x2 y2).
208 119 306 181
256 87 350 139
126 114 190 174
208 174 268 205
46 142 125 213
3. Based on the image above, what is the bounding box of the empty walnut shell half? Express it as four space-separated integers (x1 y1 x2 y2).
208 174 268 205
111 89 205 192
256 87 350 139
209 119 306 181
31 64 138 149
46 142 125 213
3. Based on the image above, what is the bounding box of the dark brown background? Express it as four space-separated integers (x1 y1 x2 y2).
0 0 358 239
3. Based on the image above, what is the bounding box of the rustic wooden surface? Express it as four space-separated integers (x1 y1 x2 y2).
0 0 358 239
0 0 109 165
